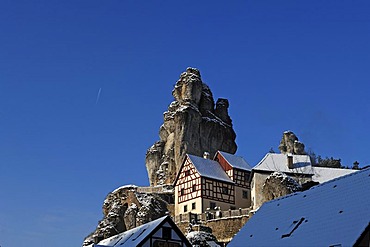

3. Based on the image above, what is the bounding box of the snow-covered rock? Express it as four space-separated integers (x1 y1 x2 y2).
82 185 169 246
146 68 237 186
186 231 220 247
262 171 302 202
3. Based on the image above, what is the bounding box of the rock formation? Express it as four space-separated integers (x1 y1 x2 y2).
278 131 306 155
262 172 302 202
82 185 169 246
146 68 237 186
186 231 221 247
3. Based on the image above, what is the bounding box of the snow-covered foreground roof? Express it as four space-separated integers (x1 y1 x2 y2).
90 215 191 247
312 166 357 183
93 216 166 247
188 154 233 183
228 168 370 247
253 153 313 175
218 151 252 171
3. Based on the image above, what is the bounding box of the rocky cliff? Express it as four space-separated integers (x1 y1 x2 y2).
82 186 170 246
146 68 237 186
278 130 306 155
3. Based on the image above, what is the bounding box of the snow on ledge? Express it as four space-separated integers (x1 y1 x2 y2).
111 184 138 194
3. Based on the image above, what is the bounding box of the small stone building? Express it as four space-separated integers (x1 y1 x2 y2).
174 151 252 216
251 153 313 210
250 153 357 210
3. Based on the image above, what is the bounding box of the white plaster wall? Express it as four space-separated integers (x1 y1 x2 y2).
234 186 251 209
176 197 203 215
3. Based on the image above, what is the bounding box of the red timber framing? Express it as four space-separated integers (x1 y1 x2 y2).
214 154 233 179
176 157 201 203
201 177 235 204
215 152 250 189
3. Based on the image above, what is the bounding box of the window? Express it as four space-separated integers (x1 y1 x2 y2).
180 188 184 196
210 202 216 210
192 202 196 210
244 173 250 181
222 186 229 194
192 184 197 192
162 227 172 240
185 170 190 176
184 205 188 212
242 190 248 199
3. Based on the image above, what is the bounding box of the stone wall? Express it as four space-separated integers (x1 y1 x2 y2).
176 214 250 244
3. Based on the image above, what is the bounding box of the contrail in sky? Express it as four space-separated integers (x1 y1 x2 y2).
96 88 102 104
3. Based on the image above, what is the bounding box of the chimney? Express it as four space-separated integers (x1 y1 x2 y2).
203 152 210 159
287 155 294 169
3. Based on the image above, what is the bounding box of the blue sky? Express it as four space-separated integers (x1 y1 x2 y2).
1 1 370 246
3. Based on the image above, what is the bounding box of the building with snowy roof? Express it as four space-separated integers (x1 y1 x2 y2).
89 215 191 247
174 151 252 216
229 168 370 247
312 166 357 183
250 153 357 210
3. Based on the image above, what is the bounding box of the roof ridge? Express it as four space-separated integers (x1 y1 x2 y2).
311 167 369 188
253 153 270 169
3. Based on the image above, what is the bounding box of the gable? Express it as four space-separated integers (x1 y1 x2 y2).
175 157 202 203
140 218 191 247
174 156 201 186
94 216 192 247
217 151 252 171
214 152 233 172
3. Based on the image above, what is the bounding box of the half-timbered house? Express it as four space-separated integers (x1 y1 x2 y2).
174 151 252 216
214 151 252 209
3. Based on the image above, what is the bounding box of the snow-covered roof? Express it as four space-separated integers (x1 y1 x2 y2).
94 216 166 246
253 153 314 175
312 166 357 183
188 154 234 183
92 216 189 247
218 151 252 171
229 168 370 247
